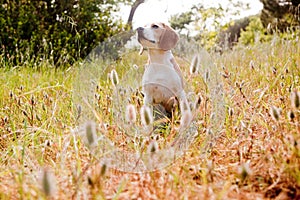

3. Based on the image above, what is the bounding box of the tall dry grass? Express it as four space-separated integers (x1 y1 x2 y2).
0 35 299 199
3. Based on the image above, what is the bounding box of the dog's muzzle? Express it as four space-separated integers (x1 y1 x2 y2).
137 27 155 44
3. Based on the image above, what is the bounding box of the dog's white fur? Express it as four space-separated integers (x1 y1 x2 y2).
137 22 190 114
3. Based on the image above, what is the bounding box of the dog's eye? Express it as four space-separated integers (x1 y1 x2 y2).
151 24 159 29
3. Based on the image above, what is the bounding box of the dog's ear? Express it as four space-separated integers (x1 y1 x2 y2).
158 24 179 51
139 46 144 55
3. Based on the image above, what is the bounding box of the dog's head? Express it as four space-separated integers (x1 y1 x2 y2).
137 22 179 52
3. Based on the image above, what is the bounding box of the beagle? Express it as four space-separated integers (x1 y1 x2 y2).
137 22 190 116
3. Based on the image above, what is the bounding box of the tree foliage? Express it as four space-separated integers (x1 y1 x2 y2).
217 17 250 50
260 0 300 31
0 0 126 66
169 1 251 51
170 12 193 34
239 16 273 45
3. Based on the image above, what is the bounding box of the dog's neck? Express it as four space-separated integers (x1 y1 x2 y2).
147 49 174 66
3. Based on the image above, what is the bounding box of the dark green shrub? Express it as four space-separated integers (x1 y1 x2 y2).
260 0 300 32
0 0 125 67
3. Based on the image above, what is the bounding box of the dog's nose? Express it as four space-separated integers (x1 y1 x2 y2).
137 27 144 32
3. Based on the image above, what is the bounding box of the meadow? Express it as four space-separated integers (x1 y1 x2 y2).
0 35 300 199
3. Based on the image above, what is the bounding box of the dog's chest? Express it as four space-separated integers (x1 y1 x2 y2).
142 63 183 102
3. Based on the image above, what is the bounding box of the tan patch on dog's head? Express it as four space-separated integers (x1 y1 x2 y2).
137 22 179 51
158 23 179 51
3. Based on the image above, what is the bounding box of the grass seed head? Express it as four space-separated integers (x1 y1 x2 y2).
100 161 107 177
249 60 255 70
291 89 300 109
238 162 252 182
125 104 137 124
4 116 8 123
285 68 289 73
40 168 56 197
110 69 119 87
141 105 153 127
190 54 199 74
147 140 159 155
270 106 281 121
288 110 295 121
228 107 234 117
84 121 97 148
205 70 210 82
9 90 13 98
30 95 35 105
133 64 139 69
180 99 190 112
272 67 277 75
77 104 82 119
194 93 202 109
180 110 192 129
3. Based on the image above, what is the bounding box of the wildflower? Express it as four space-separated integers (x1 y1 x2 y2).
140 105 153 127
40 168 57 197
110 69 119 87
190 54 199 74
125 104 137 124
291 89 300 109
270 106 281 121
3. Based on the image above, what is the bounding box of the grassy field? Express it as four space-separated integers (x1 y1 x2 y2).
0 36 300 199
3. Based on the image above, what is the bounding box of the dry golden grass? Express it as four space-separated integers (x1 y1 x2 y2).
0 37 299 199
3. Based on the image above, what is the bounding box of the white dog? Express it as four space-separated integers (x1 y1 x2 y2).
137 22 190 116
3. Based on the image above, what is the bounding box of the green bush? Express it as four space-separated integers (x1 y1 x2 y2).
239 16 273 45
239 15 300 46
0 0 125 67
